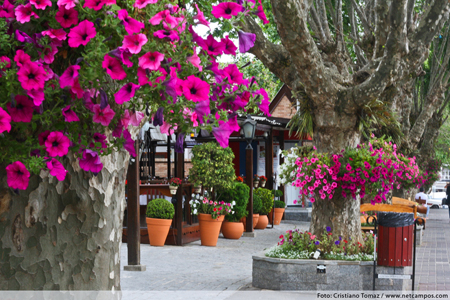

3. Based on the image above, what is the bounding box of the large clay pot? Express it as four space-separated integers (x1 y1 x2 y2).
268 208 285 225
221 221 244 239
255 214 269 229
241 214 259 231
146 218 172 246
198 213 225 246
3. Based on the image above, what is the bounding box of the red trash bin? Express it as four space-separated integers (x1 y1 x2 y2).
377 212 414 267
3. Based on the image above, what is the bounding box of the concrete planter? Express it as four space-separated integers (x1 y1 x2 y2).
252 253 412 291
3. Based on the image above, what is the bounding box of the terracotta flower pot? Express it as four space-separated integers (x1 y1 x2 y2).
255 214 269 229
221 221 244 239
241 214 259 232
268 208 285 225
146 217 172 246
198 213 225 246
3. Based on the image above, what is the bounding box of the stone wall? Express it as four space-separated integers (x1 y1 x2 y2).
253 254 412 291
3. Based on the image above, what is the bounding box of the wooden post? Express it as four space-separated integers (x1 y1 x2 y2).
124 140 146 271
246 145 253 232
279 131 286 220
265 130 274 190
167 136 171 179
175 145 184 246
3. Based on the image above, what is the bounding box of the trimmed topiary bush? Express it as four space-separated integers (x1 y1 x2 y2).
254 188 274 215
146 198 175 220
274 200 286 208
253 193 263 214
218 182 249 222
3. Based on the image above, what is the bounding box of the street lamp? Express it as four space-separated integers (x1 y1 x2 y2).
242 115 257 234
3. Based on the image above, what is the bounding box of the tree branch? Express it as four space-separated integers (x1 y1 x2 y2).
407 0 415 32
310 5 327 45
413 0 449 46
350 0 372 35
372 0 391 59
316 0 333 41
325 0 337 28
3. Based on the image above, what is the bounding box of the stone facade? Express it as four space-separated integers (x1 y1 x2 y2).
253 254 412 291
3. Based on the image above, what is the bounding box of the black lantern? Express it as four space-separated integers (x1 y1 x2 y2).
242 115 256 149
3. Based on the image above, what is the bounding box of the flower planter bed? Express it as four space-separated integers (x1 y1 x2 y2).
252 253 412 291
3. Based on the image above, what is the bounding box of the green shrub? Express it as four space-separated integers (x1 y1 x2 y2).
273 190 283 198
254 188 274 215
217 182 249 222
274 200 286 208
146 198 175 219
253 194 262 214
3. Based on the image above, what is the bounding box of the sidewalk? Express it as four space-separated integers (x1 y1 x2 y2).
120 208 450 292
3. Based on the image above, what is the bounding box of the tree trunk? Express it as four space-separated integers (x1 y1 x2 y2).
310 193 363 244
0 150 129 290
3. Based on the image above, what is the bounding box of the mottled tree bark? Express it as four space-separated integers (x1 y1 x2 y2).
0 150 129 290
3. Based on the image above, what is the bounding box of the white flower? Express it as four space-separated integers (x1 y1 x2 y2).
196 194 201 200
193 209 197 214
231 201 236 206
189 200 193 205
232 211 235 214
191 193 195 198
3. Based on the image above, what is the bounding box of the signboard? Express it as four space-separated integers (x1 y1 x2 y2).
317 265 326 274
376 274 412 280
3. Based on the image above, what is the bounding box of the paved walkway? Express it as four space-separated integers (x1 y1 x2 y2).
120 208 450 293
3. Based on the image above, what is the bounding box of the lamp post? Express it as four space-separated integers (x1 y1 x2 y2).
242 115 257 233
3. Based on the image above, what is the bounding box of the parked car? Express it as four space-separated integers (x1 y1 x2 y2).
427 185 446 208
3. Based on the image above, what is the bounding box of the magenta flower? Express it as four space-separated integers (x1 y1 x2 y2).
238 30 256 53
39 44 58 64
47 158 67 181
14 50 31 68
202 35 225 56
149 10 178 28
0 0 15 18
70 79 84 98
122 34 148 54
68 20 96 48
223 64 244 85
139 51 164 71
42 29 67 41
118 9 145 35
92 104 115 126
6 161 30 190
30 0 52 10
154 26 180 42
212 121 234 148
221 35 237 55
211 2 243 19
153 107 164 126
0 107 11 133
255 88 271 116
186 47 202 71
102 54 127 80
129 111 144 126
7 95 34 123
123 129 136 157
15 30 33 43
79 149 103 175
182 75 210 102
59 65 80 89
254 1 269 24
57 0 79 9
194 100 210 125
55 6 79 28
28 89 45 106
133 0 157 9
193 4 209 27
90 133 107 149
114 82 140 105
15 4 39 24
45 131 70 157
137 67 150 85
84 0 115 11
109 47 134 68
62 105 80 122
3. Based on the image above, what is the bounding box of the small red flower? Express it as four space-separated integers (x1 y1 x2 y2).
343 240 348 243
279 235 284 239
213 208 217 212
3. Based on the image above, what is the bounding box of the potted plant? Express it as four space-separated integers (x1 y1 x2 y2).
260 176 267 187
190 195 232 246
242 193 262 231
269 190 285 225
168 178 182 195
253 174 260 188
218 182 249 239
254 188 274 229
145 198 175 247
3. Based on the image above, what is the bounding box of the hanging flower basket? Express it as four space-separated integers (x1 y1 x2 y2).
253 181 260 188
260 180 266 187
169 185 178 195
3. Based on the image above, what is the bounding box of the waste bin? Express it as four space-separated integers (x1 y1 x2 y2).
377 212 414 267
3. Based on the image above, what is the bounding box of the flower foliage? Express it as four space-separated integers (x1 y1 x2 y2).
217 182 249 222
0 0 269 190
189 193 234 220
169 177 182 187
280 137 422 204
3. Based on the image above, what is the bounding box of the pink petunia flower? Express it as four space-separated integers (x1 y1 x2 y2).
109 47 134 68
84 0 116 11
41 29 67 41
238 30 256 53
123 129 136 157
186 46 202 71
6 161 30 190
70 78 84 98
201 35 225 56
211 2 242 19
181 75 210 102
115 82 140 105
6 95 34 123
223 64 244 85
221 35 237 55
102 54 127 80
55 6 79 28
28 89 45 106
118 9 145 35
129 111 144 126
149 10 178 28
133 0 157 9
139 51 164 70
57 0 79 9
47 158 67 181
0 107 11 133
30 0 52 10
90 133 107 149
0 0 15 18
39 44 58 64
45 131 70 157
193 4 209 27
59 65 80 89
153 28 180 42
14 50 31 67
15 4 39 24
79 149 103 174
92 104 115 126
122 34 148 54
62 105 80 122
68 20 96 48
16 62 46 90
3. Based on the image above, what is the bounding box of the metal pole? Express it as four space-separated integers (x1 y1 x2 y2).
245 143 253 232
370 216 377 291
